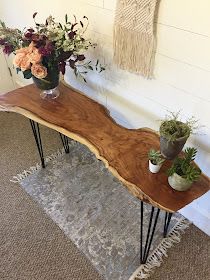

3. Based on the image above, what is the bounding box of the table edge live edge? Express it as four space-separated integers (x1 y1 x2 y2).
0 84 209 214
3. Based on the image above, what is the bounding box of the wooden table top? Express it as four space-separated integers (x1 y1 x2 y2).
0 83 209 212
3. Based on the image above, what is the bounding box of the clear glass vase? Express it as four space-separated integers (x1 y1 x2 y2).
32 65 60 99
39 87 60 99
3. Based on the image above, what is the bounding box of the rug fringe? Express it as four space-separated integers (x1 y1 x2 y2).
129 218 191 280
10 147 68 183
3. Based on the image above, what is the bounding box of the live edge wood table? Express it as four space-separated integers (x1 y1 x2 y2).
0 83 209 264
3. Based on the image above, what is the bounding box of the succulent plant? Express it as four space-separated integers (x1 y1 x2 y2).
167 147 201 182
160 111 199 142
148 149 165 165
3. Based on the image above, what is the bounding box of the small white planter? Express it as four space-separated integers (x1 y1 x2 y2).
168 173 192 191
149 160 162 173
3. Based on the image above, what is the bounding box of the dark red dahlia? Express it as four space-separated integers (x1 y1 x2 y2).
68 31 76 40
69 59 75 69
24 32 33 39
58 51 73 62
77 54 85 61
31 33 40 42
3 44 13 55
39 42 54 56
0 38 6 45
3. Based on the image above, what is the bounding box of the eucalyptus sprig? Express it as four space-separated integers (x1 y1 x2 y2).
0 20 22 53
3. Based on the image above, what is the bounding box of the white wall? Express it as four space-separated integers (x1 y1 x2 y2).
0 50 15 93
1 0 210 234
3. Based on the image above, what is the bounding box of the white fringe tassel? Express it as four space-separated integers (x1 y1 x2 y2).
10 147 68 183
129 218 191 280
113 25 156 79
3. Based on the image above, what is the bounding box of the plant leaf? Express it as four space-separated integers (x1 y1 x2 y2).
33 12 37 19
16 67 21 74
23 70 32 79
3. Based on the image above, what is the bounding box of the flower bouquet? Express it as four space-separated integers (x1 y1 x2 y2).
0 13 104 99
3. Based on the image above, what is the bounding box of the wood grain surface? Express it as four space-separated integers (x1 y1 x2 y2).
0 83 209 212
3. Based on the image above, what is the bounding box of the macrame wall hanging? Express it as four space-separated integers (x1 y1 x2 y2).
113 0 160 78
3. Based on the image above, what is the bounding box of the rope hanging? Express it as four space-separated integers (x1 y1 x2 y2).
113 0 160 78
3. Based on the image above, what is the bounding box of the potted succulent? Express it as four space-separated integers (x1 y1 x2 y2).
159 112 198 159
148 149 165 173
167 147 201 191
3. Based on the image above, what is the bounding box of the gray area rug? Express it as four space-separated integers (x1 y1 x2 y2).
13 140 189 280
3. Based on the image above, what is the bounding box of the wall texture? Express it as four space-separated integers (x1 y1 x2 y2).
1 0 210 234
0 51 15 93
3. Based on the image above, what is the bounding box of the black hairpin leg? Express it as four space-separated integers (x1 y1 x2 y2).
29 119 45 168
59 133 70 154
163 212 173 238
140 202 160 264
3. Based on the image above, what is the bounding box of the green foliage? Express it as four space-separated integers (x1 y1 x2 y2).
167 147 201 182
148 149 165 165
23 70 32 79
160 111 199 142
74 60 105 82
0 20 22 52
16 68 21 74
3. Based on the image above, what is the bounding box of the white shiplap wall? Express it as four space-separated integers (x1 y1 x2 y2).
1 0 210 234
0 51 15 93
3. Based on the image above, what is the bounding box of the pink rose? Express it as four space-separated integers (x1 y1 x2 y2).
16 42 36 55
29 49 42 64
13 53 25 68
14 42 43 72
28 42 36 53
20 55 31 71
31 64 47 79
15 47 29 55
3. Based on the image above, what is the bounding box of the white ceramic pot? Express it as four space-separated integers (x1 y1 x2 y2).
149 160 162 173
168 173 192 191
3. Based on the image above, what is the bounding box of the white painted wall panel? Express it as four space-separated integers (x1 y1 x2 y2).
157 24 210 71
0 51 15 94
155 55 210 102
104 0 116 11
76 3 114 35
158 0 210 36
81 0 103 8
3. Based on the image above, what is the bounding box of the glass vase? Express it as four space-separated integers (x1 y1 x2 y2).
32 66 60 99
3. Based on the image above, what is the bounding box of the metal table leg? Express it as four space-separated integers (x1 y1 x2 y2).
29 119 45 168
140 202 173 264
140 202 160 264
163 212 173 238
29 120 70 167
59 133 70 154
